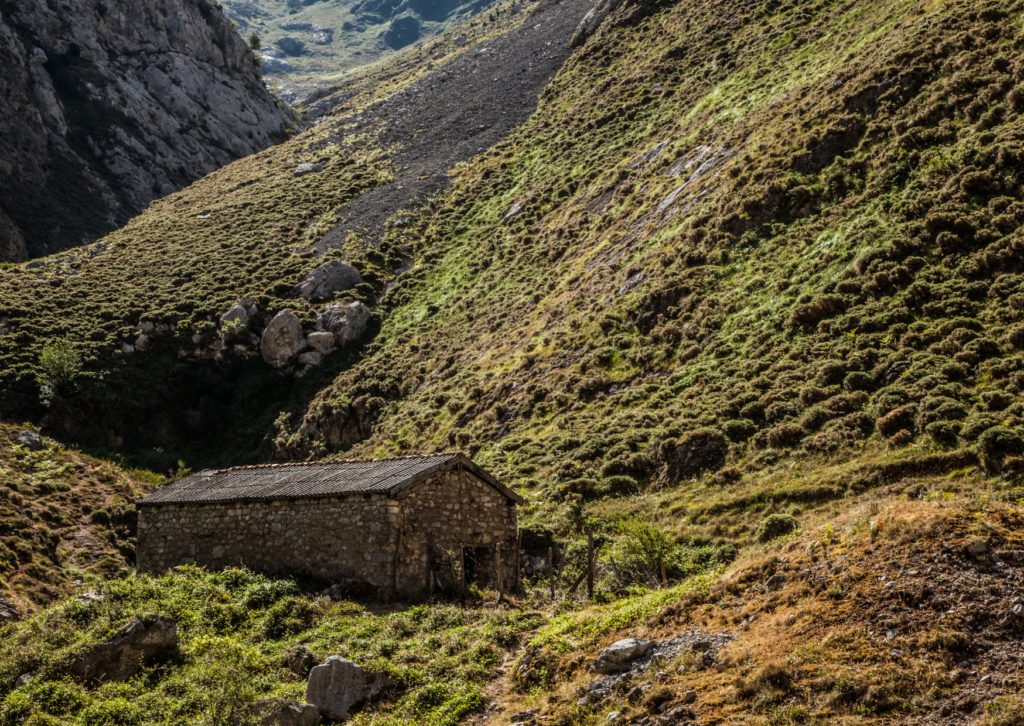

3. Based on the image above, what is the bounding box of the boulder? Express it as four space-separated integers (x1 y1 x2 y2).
293 260 363 300
221 305 250 326
135 333 151 351
298 351 324 367
278 37 306 56
15 430 43 451
68 614 177 685
0 596 21 622
237 698 319 726
307 331 337 353
319 302 371 347
294 163 323 177
593 638 652 674
306 656 367 721
261 310 305 368
15 673 34 688
262 57 293 74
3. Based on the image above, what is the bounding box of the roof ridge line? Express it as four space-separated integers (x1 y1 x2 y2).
205 452 463 474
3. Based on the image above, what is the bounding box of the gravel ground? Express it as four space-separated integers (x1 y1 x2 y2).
317 0 594 250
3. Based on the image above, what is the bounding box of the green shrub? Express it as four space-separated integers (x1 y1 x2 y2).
978 427 1024 459
757 514 799 543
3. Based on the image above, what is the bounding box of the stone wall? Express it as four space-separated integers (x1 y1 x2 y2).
396 469 518 594
137 467 517 597
137 493 394 588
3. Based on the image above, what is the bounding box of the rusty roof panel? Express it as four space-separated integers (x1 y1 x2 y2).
140 454 463 505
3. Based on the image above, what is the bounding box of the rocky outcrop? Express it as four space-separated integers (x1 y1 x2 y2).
0 0 294 261
67 614 177 685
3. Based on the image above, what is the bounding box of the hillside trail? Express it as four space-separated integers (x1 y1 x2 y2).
317 0 593 251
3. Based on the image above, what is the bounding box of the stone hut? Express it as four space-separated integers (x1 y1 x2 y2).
136 454 523 596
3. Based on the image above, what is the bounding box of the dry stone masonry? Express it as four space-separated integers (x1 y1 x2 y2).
137 454 521 597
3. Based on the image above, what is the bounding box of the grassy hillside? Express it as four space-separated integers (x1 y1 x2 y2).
2 0 1024 599
285 0 1024 531
0 421 154 617
1 492 1021 725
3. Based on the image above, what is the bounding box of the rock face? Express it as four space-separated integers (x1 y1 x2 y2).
67 614 177 685
305 656 368 721
570 0 626 48
319 302 371 347
294 260 363 299
239 698 320 726
261 310 305 368
0 0 294 261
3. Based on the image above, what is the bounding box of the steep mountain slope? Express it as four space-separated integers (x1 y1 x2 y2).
0 0 295 261
2 0 1024 536
0 421 154 619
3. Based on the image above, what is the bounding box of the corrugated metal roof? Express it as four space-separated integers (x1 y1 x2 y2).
139 454 469 505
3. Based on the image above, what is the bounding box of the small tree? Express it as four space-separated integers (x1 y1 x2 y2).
248 30 261 50
286 0 301 11
37 338 82 405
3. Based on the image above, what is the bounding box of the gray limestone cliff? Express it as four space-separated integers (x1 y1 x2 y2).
0 0 295 261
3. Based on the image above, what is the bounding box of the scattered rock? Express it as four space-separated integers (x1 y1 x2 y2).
319 301 371 347
237 698 319 726
135 333 151 351
67 614 177 685
297 350 324 367
765 574 786 591
570 0 625 47
221 305 250 326
452 34 467 46
294 163 323 177
965 539 989 557
261 310 305 368
307 331 337 353
683 690 696 703
15 673 34 688
14 430 43 451
502 201 525 225
262 57 293 74
277 37 306 56
594 638 652 674
294 260 363 299
305 656 368 721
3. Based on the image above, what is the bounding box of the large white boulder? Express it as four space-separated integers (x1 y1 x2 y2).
305 656 367 721
261 310 305 368
319 302 370 347
293 260 363 299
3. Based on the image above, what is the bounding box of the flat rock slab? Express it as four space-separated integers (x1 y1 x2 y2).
68 614 177 685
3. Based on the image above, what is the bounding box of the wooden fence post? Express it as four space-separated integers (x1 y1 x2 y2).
459 543 467 606
586 530 594 600
515 532 522 595
497 542 504 602
548 546 555 603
